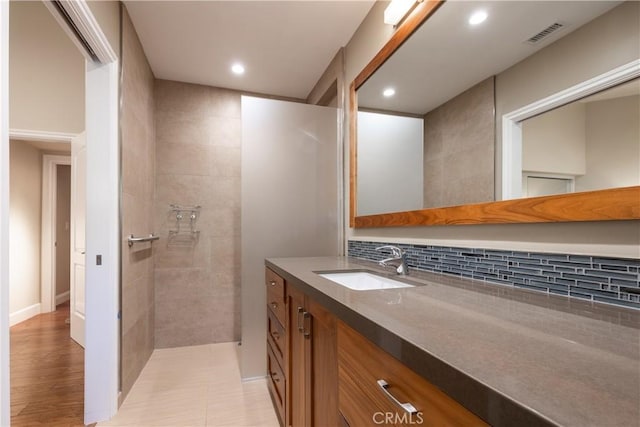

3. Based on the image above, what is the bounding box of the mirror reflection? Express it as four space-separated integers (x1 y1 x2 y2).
520 78 640 198
356 0 639 217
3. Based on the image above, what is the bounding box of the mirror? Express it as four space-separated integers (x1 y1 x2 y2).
519 78 640 198
351 0 640 226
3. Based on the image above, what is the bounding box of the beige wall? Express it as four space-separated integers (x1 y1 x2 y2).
120 7 155 400
576 95 640 192
154 80 241 348
423 77 494 208
344 1 392 88
9 1 84 134
522 102 586 176
344 1 640 258
9 141 42 316
496 1 640 198
55 165 71 300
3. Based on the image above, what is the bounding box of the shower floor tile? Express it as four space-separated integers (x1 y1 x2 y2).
99 342 279 426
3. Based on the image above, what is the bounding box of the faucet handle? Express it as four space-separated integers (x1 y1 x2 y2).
375 245 404 257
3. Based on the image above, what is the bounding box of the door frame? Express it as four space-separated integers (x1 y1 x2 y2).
41 152 73 314
0 3 10 425
0 1 120 424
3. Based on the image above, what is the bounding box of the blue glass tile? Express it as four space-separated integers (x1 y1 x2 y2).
598 264 630 272
611 278 640 287
593 296 639 309
593 257 639 267
348 240 639 310
585 269 637 280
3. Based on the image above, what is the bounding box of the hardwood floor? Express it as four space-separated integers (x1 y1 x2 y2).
10 301 87 426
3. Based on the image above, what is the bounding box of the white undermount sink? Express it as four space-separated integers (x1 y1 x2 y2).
317 271 415 291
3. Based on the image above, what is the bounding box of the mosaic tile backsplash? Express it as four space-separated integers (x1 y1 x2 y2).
348 240 640 310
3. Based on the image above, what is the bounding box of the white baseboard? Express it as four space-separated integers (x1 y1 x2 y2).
56 291 70 306
10 303 41 326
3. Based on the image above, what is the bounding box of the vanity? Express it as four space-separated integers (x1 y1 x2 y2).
264 257 639 426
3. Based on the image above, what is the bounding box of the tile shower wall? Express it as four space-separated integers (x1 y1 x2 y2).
154 79 241 347
349 240 640 309
121 8 155 398
423 77 495 208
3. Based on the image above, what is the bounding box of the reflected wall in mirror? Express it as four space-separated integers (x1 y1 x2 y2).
520 78 640 198
353 0 640 224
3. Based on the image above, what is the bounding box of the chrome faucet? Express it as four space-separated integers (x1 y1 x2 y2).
376 245 409 275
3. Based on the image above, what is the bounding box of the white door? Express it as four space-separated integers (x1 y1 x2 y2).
70 132 86 347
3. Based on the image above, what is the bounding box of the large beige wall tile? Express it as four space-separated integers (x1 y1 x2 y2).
156 80 214 118
208 117 242 146
423 77 495 208
211 147 241 178
157 143 212 176
154 80 242 348
120 6 156 400
156 110 212 146
209 87 242 119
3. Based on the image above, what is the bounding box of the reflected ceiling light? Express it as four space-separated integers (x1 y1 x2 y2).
231 63 245 75
383 88 396 97
384 0 418 26
469 10 488 26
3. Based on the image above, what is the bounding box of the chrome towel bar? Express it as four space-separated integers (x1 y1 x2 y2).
127 234 160 247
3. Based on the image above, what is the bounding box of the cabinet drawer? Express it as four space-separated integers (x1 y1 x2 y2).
266 269 286 325
338 321 487 427
267 341 286 425
266 268 285 301
267 307 285 362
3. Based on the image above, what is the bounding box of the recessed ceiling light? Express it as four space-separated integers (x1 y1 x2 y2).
383 88 396 97
469 10 488 26
231 63 245 75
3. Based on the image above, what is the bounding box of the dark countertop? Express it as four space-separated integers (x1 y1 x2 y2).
265 256 640 427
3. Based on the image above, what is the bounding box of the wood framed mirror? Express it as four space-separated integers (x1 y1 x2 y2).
349 0 640 228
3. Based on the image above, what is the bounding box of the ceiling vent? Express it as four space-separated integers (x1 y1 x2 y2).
525 22 566 45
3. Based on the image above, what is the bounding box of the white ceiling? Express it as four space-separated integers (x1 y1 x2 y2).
124 1 375 99
358 1 622 114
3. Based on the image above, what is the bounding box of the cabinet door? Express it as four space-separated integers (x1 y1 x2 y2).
306 297 339 427
338 321 487 427
287 285 311 427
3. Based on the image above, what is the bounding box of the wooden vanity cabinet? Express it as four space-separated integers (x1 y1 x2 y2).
338 321 487 427
266 267 339 427
266 268 287 425
286 283 339 427
266 266 485 427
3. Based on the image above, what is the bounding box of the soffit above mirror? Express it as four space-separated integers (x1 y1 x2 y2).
357 0 622 115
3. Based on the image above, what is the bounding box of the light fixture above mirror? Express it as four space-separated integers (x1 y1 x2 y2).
384 0 420 26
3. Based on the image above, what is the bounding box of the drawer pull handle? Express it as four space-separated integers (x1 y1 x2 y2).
272 331 280 340
271 371 280 383
269 281 276 287
297 307 304 332
271 302 278 310
303 311 311 338
377 379 418 414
